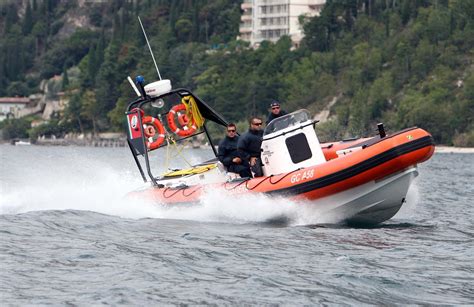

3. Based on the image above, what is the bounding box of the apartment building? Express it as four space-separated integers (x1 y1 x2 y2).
239 0 326 47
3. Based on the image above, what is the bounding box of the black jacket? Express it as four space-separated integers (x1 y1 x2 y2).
217 135 240 167
238 129 263 160
266 110 288 124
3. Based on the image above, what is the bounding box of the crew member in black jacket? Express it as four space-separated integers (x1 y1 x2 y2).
217 123 251 178
266 100 287 124
238 117 264 177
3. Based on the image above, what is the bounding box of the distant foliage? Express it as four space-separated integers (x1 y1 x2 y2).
0 117 31 139
0 0 472 145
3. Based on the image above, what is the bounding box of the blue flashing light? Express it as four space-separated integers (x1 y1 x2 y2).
135 75 145 84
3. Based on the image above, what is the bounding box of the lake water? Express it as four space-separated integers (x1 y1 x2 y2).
0 144 473 305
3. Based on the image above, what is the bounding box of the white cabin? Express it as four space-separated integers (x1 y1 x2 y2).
261 109 326 176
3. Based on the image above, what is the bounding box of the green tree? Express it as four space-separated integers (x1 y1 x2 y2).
425 8 450 45
6 81 29 96
80 90 100 136
0 56 6 96
412 39 436 80
94 43 122 129
369 72 393 119
22 1 33 35
62 65 69 90
4 4 19 34
108 96 129 131
0 118 31 139
87 44 97 85
175 18 193 42
63 93 84 134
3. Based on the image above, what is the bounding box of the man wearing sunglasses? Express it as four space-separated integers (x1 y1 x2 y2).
266 100 287 125
217 123 252 178
238 117 264 177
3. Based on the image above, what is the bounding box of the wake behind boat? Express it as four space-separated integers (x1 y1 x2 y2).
124 76 434 226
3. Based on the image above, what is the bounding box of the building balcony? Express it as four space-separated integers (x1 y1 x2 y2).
260 0 286 4
238 33 252 42
257 11 287 17
241 2 252 9
239 22 252 33
241 14 252 21
258 24 288 30
308 0 326 6
239 27 252 34
254 35 279 43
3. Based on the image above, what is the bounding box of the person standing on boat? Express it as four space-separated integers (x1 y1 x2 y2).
266 100 287 124
218 123 252 178
238 117 264 177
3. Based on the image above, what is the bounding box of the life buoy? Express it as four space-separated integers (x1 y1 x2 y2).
178 113 189 126
142 116 165 150
167 104 197 137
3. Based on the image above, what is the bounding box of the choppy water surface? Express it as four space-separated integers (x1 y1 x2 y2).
0 145 473 305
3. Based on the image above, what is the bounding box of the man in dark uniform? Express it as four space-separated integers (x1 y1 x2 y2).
238 117 264 177
217 123 251 178
266 100 287 124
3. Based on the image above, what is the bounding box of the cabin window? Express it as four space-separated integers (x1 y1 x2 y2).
285 133 312 164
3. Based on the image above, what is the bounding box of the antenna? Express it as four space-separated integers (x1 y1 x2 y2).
127 76 141 97
138 16 162 80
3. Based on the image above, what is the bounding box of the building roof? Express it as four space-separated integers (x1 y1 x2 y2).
0 97 31 104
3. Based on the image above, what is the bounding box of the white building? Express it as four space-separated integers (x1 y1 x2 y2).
0 97 31 122
239 0 326 47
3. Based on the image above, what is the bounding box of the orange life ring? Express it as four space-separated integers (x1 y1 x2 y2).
167 104 197 137
142 116 165 150
178 113 189 126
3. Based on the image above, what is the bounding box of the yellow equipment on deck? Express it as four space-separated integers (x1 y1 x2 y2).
162 163 217 177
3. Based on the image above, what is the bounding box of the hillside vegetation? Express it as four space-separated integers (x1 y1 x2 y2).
0 0 473 145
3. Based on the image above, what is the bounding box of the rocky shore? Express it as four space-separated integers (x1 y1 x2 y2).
33 132 127 147
3 132 208 148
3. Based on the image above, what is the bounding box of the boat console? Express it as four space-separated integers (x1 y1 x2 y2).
261 110 326 176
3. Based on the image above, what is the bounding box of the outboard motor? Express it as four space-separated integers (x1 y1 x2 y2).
261 110 326 176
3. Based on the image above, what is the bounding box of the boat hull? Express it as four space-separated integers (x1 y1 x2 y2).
311 167 418 225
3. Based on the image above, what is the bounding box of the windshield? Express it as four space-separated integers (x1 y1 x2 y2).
264 109 312 135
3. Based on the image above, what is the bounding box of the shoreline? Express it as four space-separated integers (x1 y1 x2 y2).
434 146 474 153
2 140 474 153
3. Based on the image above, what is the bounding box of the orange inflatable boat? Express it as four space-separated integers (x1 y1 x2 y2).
125 79 434 225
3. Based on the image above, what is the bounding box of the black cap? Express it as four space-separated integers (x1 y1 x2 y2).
270 100 280 107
